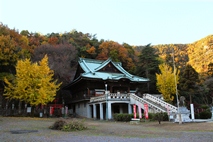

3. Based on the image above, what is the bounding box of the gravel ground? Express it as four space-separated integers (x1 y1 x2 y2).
0 117 213 142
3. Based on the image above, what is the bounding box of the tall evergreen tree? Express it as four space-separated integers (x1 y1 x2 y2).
207 62 213 77
135 44 161 93
178 64 199 105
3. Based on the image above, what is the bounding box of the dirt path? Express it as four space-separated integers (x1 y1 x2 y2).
0 117 213 142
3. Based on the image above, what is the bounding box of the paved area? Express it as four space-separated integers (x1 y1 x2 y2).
0 117 212 142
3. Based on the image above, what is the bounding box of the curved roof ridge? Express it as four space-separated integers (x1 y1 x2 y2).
94 58 112 71
79 58 94 73
111 61 132 77
83 60 94 73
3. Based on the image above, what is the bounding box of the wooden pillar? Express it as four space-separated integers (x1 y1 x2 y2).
87 88 90 96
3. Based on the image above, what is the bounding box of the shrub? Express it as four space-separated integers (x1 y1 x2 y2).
113 113 132 122
129 113 140 119
198 105 212 119
195 113 200 119
162 112 169 121
200 105 209 110
50 119 67 130
148 113 155 120
199 110 212 119
153 112 163 124
62 119 87 131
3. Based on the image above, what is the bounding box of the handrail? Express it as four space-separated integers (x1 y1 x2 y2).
143 94 177 112
130 93 166 112
90 93 130 102
90 93 177 113
90 95 105 102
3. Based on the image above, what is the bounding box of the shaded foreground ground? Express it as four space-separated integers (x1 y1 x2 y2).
0 117 213 142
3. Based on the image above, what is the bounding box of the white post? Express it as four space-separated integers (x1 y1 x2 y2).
100 103 103 120
93 104 97 119
108 102 112 119
87 104 92 118
211 107 213 119
190 104 195 121
128 104 132 114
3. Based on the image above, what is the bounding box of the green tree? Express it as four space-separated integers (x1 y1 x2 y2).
207 63 213 77
206 77 213 105
3 55 61 106
136 44 161 93
178 64 199 104
156 63 179 103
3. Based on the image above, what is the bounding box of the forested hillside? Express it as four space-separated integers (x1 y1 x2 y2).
1 22 213 107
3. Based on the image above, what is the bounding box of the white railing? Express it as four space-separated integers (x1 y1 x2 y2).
143 94 177 113
90 95 105 102
90 93 130 103
108 93 130 99
130 93 166 112
90 93 177 113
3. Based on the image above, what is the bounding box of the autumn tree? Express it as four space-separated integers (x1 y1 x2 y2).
3 55 61 106
156 63 179 103
32 44 77 85
178 64 199 105
0 35 30 66
187 35 213 73
96 41 135 72
0 24 31 106
154 44 188 70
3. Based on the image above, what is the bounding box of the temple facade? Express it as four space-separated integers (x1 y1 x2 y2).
63 57 150 119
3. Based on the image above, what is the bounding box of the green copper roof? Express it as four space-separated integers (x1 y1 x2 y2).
78 58 149 82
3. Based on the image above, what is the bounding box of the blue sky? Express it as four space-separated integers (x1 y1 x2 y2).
0 0 213 45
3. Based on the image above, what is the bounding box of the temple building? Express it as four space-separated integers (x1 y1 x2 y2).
63 58 176 120
63 58 177 120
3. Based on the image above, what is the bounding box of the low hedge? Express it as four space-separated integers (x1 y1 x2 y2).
113 113 132 122
113 112 168 122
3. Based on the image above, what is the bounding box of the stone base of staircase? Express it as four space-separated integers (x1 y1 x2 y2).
130 118 140 124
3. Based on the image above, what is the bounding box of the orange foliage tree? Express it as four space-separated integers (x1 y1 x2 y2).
96 41 135 72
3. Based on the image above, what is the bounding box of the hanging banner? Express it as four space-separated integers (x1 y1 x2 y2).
166 105 170 115
133 104 136 119
50 107 54 116
138 104 142 119
65 106 68 116
144 104 149 119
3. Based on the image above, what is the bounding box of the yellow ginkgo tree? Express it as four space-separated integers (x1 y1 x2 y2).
156 63 179 103
3 55 62 106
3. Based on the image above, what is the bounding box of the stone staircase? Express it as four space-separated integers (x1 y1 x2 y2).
143 94 177 113
130 93 177 113
90 92 177 113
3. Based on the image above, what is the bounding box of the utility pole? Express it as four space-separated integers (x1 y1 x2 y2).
172 48 182 124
